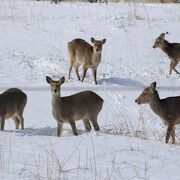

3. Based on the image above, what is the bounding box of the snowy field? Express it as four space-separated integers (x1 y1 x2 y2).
0 0 180 179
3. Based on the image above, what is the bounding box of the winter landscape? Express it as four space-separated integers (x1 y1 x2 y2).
0 0 180 179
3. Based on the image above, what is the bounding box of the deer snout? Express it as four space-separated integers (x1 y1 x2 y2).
54 89 57 93
153 45 156 48
95 48 102 54
135 99 141 105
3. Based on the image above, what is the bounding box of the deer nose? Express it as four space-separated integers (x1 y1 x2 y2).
54 89 57 93
135 99 137 103
153 45 155 48
96 49 99 52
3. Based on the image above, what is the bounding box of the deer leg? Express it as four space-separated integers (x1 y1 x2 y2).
172 61 180 74
83 118 91 132
89 115 100 131
57 122 63 137
0 118 5 131
169 61 173 75
166 125 173 143
13 116 20 129
81 66 87 82
92 68 97 85
170 60 180 75
68 62 74 80
69 120 78 136
16 114 24 130
74 64 80 81
171 127 175 144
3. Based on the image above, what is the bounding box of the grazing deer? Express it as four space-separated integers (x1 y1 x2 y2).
153 32 180 75
46 76 103 136
135 82 180 144
0 88 27 130
88 0 108 3
68 37 106 84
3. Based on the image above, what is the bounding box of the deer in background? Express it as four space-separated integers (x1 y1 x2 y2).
68 37 106 85
0 88 27 130
51 0 61 4
97 0 108 3
135 82 180 144
88 0 108 3
46 76 103 136
153 32 180 75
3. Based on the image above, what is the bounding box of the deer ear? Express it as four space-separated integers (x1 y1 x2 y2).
91 37 95 43
159 33 165 39
102 38 106 44
46 76 52 84
59 77 65 84
150 82 156 92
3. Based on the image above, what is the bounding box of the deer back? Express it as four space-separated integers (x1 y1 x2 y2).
68 38 93 64
54 90 103 122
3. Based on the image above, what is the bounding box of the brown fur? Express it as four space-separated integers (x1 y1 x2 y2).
51 0 61 4
153 32 180 75
68 37 106 84
135 82 180 144
0 88 27 130
97 0 108 3
46 76 103 136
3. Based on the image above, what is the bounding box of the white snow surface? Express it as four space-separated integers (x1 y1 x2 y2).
0 1 180 179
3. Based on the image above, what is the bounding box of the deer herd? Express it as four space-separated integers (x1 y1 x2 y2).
0 32 180 144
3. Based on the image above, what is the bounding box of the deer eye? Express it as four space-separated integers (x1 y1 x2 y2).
143 93 146 95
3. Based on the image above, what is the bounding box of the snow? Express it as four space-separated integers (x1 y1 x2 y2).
0 0 180 179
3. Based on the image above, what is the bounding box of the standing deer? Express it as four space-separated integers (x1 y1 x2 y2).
135 82 180 144
97 0 108 3
46 76 103 136
68 37 106 85
51 0 61 4
0 88 27 130
153 32 180 75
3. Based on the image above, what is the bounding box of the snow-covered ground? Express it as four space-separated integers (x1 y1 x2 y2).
0 1 180 179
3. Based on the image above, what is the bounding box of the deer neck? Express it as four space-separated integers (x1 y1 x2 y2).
160 40 171 55
149 91 162 117
51 92 61 106
92 52 101 64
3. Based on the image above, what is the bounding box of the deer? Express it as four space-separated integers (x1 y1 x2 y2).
51 0 61 4
96 0 108 3
0 88 27 130
135 82 180 144
68 37 106 85
46 76 103 136
88 0 108 3
153 32 180 75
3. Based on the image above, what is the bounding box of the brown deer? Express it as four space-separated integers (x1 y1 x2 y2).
68 37 106 84
46 76 103 136
0 88 27 130
153 32 180 75
135 82 180 144
51 0 61 4
97 0 108 3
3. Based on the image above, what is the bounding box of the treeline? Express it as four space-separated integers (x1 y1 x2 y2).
36 0 179 3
